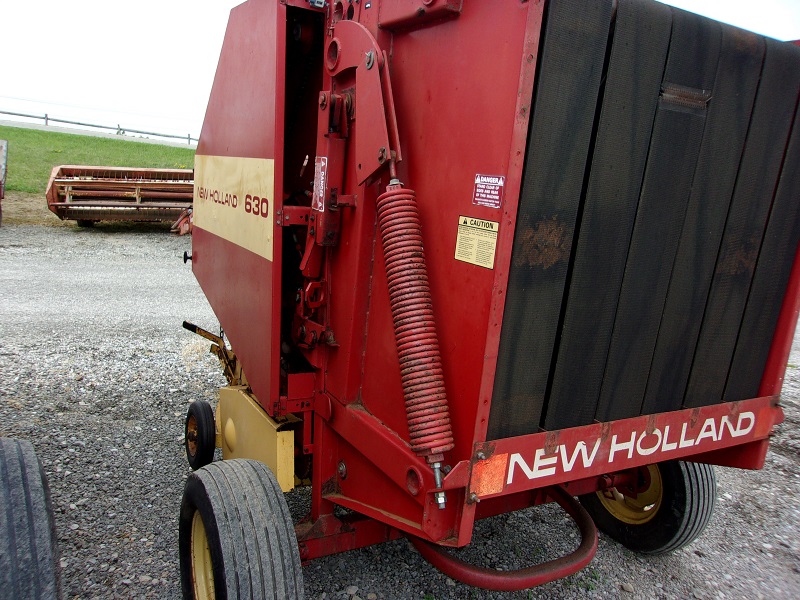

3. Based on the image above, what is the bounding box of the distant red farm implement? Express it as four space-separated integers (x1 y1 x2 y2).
0 139 7 225
46 165 193 230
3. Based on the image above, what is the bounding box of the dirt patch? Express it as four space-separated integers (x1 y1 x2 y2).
1 191 68 227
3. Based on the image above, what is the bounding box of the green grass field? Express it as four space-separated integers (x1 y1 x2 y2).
0 125 195 194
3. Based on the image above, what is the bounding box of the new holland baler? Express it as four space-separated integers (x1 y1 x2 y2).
178 0 800 596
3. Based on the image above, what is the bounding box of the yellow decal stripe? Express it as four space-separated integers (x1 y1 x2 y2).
193 155 275 261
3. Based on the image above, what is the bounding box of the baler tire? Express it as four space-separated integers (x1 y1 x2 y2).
579 460 716 555
75 220 95 228
185 400 215 471
0 437 62 599
179 459 303 600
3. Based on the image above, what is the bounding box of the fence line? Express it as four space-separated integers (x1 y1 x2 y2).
0 110 197 145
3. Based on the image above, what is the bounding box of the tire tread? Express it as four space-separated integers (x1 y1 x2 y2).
662 461 716 554
185 400 215 471
579 459 716 555
0 438 61 600
180 458 303 599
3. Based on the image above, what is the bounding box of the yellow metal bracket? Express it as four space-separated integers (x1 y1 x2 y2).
215 386 298 492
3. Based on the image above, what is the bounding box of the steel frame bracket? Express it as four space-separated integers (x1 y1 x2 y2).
325 19 400 184
378 0 463 31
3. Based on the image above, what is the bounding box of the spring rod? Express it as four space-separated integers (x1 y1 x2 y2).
376 179 455 508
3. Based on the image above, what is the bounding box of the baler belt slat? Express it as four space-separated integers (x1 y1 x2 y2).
543 0 672 431
593 9 721 423
488 0 615 440
639 24 764 415
720 89 800 402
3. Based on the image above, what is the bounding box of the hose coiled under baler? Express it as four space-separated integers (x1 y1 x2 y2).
376 181 455 464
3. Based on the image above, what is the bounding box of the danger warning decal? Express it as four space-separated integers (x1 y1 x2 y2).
455 216 499 269
473 174 505 209
312 156 327 213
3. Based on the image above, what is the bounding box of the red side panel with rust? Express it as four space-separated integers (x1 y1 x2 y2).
192 0 285 410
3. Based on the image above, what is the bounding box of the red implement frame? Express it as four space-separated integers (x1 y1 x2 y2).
191 0 797 588
0 139 7 225
0 139 7 201
46 165 193 224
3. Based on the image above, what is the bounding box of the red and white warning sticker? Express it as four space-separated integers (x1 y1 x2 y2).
312 156 328 212
472 174 505 209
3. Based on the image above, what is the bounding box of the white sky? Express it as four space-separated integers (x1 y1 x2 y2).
1 0 799 142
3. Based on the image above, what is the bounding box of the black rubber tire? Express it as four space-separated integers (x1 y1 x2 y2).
179 459 304 599
579 460 716 555
185 400 216 471
75 220 95 228
0 438 61 599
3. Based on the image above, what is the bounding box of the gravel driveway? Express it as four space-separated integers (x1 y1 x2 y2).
1 202 799 599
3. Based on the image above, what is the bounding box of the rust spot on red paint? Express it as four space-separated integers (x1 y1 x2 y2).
321 475 341 496
514 216 573 269
544 431 560 455
646 415 657 435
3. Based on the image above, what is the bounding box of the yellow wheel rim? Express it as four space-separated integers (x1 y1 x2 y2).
597 465 663 525
190 510 216 599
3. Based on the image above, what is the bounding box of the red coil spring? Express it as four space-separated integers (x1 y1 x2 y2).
376 182 455 463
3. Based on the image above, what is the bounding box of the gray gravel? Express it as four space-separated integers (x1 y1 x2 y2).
1 218 799 599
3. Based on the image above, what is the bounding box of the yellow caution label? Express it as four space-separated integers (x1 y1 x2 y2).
455 216 499 269
193 155 275 261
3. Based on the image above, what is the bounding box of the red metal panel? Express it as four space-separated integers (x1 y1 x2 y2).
193 0 286 411
759 242 800 397
358 0 536 462
193 228 274 407
378 0 462 31
197 1 280 160
310 0 542 546
471 0 546 453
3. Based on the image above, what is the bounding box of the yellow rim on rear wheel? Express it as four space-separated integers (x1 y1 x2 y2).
191 510 216 599
596 465 663 525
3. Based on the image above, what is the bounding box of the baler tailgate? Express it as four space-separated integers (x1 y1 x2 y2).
490 0 800 437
